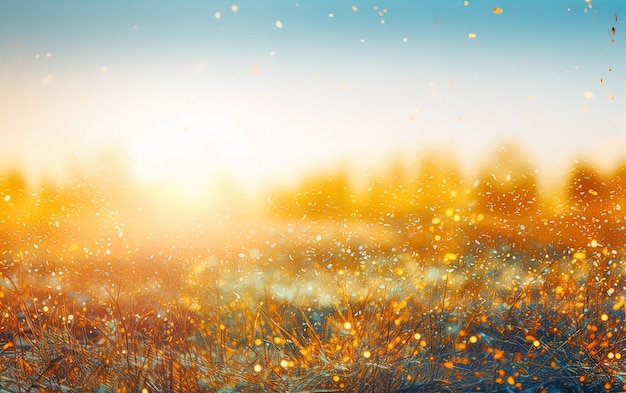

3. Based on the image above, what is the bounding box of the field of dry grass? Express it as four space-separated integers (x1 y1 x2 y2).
1 148 626 392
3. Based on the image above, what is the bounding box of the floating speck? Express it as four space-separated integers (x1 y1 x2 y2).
231 4 239 12
492 7 503 14
328 12 334 18
133 24 139 30
468 32 477 38
101 66 109 73
352 5 358 12
584 91 594 99
41 74 53 85
45 52 52 58
403 37 408 43
275 20 283 29
214 11 221 19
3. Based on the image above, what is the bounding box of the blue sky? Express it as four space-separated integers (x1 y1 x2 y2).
0 0 624 192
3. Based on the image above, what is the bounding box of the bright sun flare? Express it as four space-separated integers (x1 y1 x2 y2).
126 121 223 199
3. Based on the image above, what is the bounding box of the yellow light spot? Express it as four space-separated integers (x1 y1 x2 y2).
468 32 477 38
351 5 358 12
601 313 609 321
413 332 421 340
469 335 478 344
588 189 598 196
142 388 149 393
573 251 586 260
590 239 598 247
363 350 371 358
275 20 283 29
274 336 285 345
254 338 262 346
332 375 340 382
230 4 239 12
219 323 226 330
343 321 352 330
444 252 458 261
254 364 262 372
396 267 404 276
492 7 503 14
533 340 541 348
280 359 289 368
507 376 515 385
101 66 109 73
432 217 441 225
464 0 469 5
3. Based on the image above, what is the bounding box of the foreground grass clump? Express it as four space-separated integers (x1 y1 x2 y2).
1 248 625 392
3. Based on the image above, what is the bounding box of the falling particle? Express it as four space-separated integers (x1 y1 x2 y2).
584 91 594 99
269 50 276 56
252 65 261 73
41 74 53 85
3 195 10 202
231 4 239 12
609 94 615 100
468 32 477 38
328 13 334 18
352 5 358 12
253 364 262 372
567 7 571 12
600 78 603 84
528 95 535 102
611 27 616 35
101 66 109 73
45 52 52 58
609 66 613 71
582 105 590 112
380 19 385 24
360 37 365 43
615 14 618 22
275 20 283 28
402 37 408 42
492 7 503 14
464 0 469 5
214 11 221 19
34 53 40 59
133 24 139 30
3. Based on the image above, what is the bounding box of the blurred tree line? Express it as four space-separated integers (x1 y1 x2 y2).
2 142 626 271
265 143 626 263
